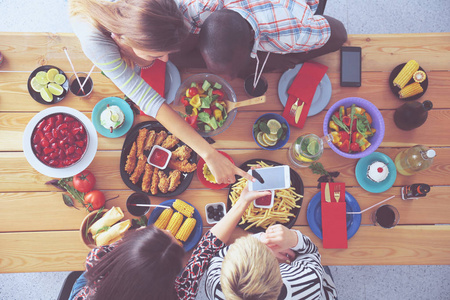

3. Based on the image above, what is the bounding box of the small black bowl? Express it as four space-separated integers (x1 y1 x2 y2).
126 192 151 217
27 65 69 105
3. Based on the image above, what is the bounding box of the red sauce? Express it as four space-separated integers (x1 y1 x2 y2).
255 194 272 206
150 148 169 167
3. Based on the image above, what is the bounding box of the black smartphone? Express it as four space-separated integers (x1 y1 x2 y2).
340 46 362 87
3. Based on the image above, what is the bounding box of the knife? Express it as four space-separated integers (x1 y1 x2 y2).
294 101 304 124
252 169 265 184
324 182 331 202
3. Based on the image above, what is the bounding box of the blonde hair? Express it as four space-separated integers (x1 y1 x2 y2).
221 236 283 300
69 0 188 52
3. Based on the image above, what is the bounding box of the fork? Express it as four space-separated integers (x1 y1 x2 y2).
333 185 341 202
289 98 300 116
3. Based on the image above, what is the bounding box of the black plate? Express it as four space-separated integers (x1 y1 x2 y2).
388 63 428 101
226 159 304 233
120 121 197 197
27 65 69 105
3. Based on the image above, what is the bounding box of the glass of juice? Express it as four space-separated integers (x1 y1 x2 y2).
371 204 399 229
126 192 151 217
69 72 93 98
244 73 268 97
288 133 323 167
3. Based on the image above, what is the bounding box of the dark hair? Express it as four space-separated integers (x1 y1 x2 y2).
85 225 184 300
198 10 253 74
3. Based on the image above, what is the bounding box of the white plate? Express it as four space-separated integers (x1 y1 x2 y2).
23 107 98 178
278 63 332 116
165 61 181 104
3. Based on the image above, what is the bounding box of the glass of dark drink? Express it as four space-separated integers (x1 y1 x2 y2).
69 72 93 98
126 192 151 217
371 204 399 229
244 73 268 97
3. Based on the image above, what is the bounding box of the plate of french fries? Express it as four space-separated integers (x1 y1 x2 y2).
388 60 428 100
120 121 198 197
227 159 304 233
147 199 203 251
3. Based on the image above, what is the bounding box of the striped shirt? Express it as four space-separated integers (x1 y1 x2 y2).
205 231 337 300
175 0 330 58
70 16 165 117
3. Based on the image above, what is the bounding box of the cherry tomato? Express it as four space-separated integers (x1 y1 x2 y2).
350 142 361 153
342 116 351 127
339 140 350 153
339 131 349 141
185 115 198 129
187 87 199 97
73 170 96 193
84 190 105 211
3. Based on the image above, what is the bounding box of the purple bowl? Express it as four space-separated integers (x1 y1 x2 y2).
323 97 385 159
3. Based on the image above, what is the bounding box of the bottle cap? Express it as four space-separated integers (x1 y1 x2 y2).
426 149 436 158
423 100 433 111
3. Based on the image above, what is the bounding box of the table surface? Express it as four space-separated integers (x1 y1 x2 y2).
1 32 450 273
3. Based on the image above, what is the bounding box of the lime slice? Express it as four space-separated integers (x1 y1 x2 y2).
48 82 64 96
35 71 49 85
267 119 282 135
110 113 119 122
54 73 66 85
30 77 46 92
46 68 59 82
307 139 319 155
40 87 53 102
256 132 269 147
262 133 277 146
264 133 279 143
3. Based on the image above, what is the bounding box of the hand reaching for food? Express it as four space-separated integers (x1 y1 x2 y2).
238 184 271 205
204 150 254 184
260 224 298 252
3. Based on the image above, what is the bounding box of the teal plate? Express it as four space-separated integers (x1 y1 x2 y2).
92 97 134 138
355 152 397 193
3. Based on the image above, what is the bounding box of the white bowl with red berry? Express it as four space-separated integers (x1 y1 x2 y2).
23 106 98 177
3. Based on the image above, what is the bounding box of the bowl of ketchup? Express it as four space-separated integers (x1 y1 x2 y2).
147 145 172 169
253 190 274 209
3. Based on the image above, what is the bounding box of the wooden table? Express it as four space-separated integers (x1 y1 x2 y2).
1 32 450 273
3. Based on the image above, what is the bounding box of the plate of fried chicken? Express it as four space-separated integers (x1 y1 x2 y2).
120 121 197 197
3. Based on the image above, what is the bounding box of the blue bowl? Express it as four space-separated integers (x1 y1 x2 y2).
252 113 290 150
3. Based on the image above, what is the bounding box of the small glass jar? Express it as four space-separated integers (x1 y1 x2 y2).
288 133 323 167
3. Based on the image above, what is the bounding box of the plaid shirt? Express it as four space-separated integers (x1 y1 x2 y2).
175 0 330 57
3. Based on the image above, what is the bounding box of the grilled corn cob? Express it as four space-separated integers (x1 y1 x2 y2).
166 212 183 236
154 208 173 230
399 82 423 99
413 70 426 83
175 217 196 242
173 199 194 218
393 60 419 88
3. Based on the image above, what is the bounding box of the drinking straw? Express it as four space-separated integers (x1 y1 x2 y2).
63 47 85 94
77 64 96 94
347 195 396 214
128 204 171 209
253 52 271 89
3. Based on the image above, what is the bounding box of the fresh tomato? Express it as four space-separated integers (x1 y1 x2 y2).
339 131 350 141
187 87 199 97
333 111 340 119
203 108 213 116
342 116 351 127
212 90 225 101
351 120 357 131
339 139 350 153
84 190 105 211
73 170 96 193
180 96 190 107
185 115 198 129
350 142 361 152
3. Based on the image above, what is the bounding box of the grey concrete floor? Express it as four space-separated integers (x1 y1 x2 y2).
1 0 450 299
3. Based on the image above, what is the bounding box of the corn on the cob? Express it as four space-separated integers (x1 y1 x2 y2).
175 217 196 242
393 60 419 88
173 199 194 218
166 212 183 236
399 82 423 99
413 70 426 83
154 208 173 230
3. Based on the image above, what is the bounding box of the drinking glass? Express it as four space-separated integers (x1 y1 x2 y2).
69 72 93 98
288 133 324 167
244 73 268 97
371 204 400 229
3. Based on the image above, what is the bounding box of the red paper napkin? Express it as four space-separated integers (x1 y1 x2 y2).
321 182 347 249
140 59 166 116
282 61 328 128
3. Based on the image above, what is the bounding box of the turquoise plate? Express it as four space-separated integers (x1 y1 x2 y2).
355 152 397 193
92 97 134 138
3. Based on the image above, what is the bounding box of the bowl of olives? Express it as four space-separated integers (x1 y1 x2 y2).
205 202 226 224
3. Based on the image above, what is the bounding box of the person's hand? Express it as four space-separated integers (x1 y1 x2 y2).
260 224 298 252
237 184 271 205
204 150 254 184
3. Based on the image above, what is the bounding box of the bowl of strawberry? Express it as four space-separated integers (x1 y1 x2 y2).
175 73 237 137
23 107 98 177
323 97 385 159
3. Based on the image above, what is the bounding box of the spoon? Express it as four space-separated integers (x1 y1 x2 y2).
127 204 171 209
224 95 266 114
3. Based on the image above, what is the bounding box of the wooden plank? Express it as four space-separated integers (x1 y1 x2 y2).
1 186 449 233
1 225 450 272
2 71 450 112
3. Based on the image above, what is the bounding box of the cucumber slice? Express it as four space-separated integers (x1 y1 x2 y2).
190 82 197 87
202 80 211 91
213 82 222 89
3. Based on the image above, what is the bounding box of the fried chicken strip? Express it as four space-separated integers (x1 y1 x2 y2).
144 130 156 151
124 141 137 174
130 154 147 184
154 131 168 146
136 128 148 157
150 167 160 195
168 158 197 173
171 145 192 161
158 171 170 194
161 134 179 150
168 170 182 192
141 164 154 193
